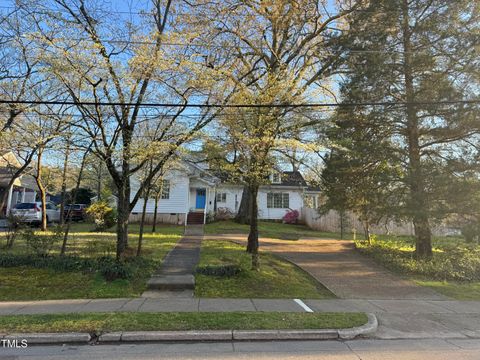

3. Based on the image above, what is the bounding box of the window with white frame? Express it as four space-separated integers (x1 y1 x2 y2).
267 193 289 208
216 192 227 203
161 179 170 199
271 172 281 184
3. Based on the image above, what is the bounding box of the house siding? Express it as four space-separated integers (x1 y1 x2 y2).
258 188 303 220
216 185 304 220
215 185 243 214
130 169 189 215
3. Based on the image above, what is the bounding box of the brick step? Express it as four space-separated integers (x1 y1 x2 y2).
187 212 204 225
146 274 195 291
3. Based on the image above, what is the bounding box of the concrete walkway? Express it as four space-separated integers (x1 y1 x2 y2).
0 298 479 339
208 234 446 300
143 225 203 297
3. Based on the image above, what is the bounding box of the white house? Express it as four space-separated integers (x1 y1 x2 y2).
129 159 321 225
0 151 39 216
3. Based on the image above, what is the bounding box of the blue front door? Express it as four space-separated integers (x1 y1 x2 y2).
196 189 206 209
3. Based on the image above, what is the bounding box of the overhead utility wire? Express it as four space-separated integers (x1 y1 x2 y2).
0 99 478 108
0 5 428 17
15 35 467 56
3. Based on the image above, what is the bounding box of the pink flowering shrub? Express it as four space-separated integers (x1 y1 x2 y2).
283 209 299 224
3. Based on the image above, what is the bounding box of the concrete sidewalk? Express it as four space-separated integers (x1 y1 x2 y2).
1 298 479 316
1 298 480 339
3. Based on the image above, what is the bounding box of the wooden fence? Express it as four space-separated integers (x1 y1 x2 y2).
300 207 460 237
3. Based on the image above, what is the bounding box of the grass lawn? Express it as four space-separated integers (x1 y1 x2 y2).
195 240 335 299
0 222 182 300
204 220 342 240
414 280 480 301
0 312 368 333
355 235 480 300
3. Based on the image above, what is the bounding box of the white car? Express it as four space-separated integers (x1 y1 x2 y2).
11 202 61 225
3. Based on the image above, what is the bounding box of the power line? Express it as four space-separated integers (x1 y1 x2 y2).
0 4 418 18
16 35 466 56
0 99 478 108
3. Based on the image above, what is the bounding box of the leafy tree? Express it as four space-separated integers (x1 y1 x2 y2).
332 0 479 257
194 0 361 269
65 188 94 206
322 109 403 241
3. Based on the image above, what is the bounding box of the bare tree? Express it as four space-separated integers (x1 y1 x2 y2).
24 0 232 259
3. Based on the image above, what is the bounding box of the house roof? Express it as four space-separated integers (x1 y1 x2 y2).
0 151 21 168
215 170 314 189
276 171 308 187
0 168 38 190
0 168 22 187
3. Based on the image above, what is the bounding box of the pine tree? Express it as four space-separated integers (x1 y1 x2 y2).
332 0 479 257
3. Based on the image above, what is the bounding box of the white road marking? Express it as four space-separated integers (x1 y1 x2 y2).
294 298 314 312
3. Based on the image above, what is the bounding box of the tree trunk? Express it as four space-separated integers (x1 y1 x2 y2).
339 210 345 240
116 186 130 260
402 0 432 258
59 139 71 225
61 146 90 255
364 220 371 245
34 148 48 231
246 184 259 270
235 185 251 224
152 194 159 233
97 162 102 201
137 185 151 257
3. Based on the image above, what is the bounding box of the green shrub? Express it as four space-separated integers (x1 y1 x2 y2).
197 264 241 277
355 238 480 281
0 253 95 272
22 226 63 257
97 256 133 281
86 201 116 231
461 222 479 243
3 214 24 249
0 253 154 282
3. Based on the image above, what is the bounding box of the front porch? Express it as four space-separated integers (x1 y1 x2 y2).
187 179 216 225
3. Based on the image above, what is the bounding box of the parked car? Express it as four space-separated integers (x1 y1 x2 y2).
11 202 61 225
64 204 88 221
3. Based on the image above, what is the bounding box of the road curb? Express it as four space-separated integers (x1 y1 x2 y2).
1 333 91 344
1 314 378 344
338 313 378 340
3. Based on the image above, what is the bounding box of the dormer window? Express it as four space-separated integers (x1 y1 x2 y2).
271 172 281 184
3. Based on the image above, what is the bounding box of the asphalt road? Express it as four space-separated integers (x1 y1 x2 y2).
1 339 480 360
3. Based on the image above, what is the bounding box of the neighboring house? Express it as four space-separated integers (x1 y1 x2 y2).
129 159 321 225
0 151 39 216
